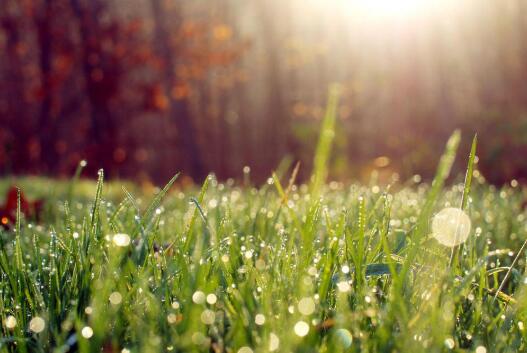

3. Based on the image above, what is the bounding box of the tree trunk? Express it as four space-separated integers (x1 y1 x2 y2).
150 0 205 180
70 0 118 175
35 0 57 172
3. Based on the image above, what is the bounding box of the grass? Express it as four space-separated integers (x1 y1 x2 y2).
1 94 527 352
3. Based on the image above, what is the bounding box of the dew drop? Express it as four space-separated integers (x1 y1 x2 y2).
337 281 351 293
29 317 45 333
475 346 487 353
5 315 17 329
294 321 310 337
109 292 123 305
298 297 316 316
206 294 217 305
112 233 131 247
81 326 93 339
255 314 266 325
444 337 455 349
192 291 206 304
269 333 280 351
335 328 353 348
167 313 178 324
200 310 215 325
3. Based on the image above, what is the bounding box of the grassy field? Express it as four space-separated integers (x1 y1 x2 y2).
1 92 527 352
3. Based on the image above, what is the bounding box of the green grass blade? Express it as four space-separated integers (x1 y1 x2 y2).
450 133 477 267
184 175 210 253
90 169 104 240
67 160 87 205
15 188 23 270
142 173 180 223
418 130 461 225
310 84 341 198
397 131 460 290
461 133 477 210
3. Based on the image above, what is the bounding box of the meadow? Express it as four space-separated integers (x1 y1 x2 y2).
3 0 527 351
1 115 527 353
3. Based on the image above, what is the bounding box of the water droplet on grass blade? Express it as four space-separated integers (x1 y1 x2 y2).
432 208 471 247
81 326 93 339
200 310 215 325
206 294 217 305
298 297 316 315
29 317 45 333
112 233 131 247
269 333 280 351
444 337 455 349
192 291 206 304
337 281 351 293
335 328 353 348
255 314 266 325
167 313 178 324
294 321 310 337
109 292 122 305
5 315 17 329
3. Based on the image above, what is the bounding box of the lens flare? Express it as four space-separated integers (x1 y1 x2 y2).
432 208 471 247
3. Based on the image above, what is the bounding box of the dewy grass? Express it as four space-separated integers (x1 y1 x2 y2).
1 113 527 351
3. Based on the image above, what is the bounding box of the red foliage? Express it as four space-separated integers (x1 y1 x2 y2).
0 187 44 228
0 0 248 182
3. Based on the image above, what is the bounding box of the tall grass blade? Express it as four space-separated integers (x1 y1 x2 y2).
450 133 477 266
398 131 460 288
184 175 210 253
90 169 104 240
310 84 341 198
461 134 477 211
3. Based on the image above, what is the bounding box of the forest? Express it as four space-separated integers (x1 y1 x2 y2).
2 0 526 184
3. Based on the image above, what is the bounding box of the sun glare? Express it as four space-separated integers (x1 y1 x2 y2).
352 0 455 20
355 0 425 16
305 0 455 21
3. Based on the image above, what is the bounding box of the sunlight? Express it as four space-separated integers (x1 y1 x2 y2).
304 0 456 21
352 0 429 18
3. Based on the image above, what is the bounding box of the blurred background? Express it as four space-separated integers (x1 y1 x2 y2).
1 0 526 185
